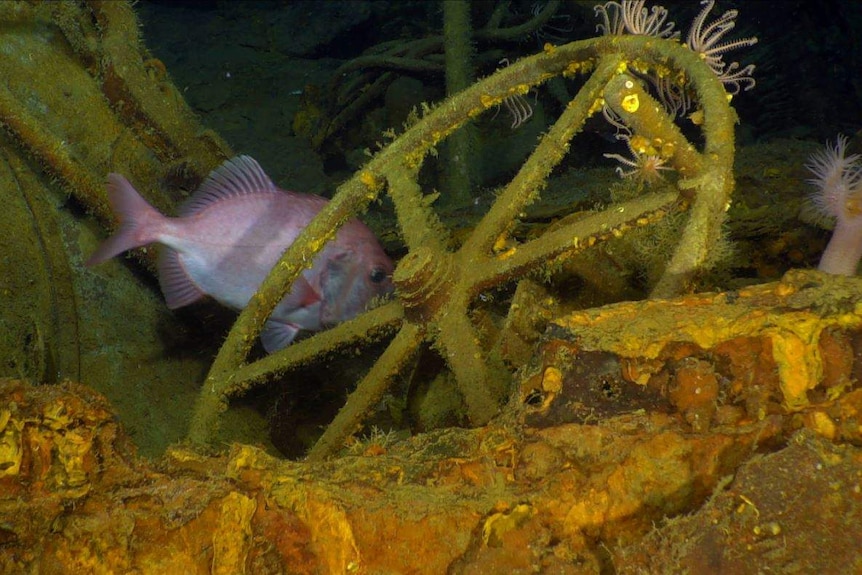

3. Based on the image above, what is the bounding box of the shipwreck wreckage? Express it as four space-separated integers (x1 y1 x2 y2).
1 1 862 572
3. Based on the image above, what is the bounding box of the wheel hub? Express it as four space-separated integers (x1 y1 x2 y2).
392 245 454 322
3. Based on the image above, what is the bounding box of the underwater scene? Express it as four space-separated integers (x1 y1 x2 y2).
1 0 861 572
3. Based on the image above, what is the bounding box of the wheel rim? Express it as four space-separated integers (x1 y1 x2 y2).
188 35 738 460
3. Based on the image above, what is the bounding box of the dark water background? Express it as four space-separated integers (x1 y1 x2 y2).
135 0 862 189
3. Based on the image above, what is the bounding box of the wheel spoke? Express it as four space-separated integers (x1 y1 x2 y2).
227 302 404 398
185 31 739 450
471 191 680 295
460 55 621 260
306 321 426 461
387 165 450 252
434 306 503 426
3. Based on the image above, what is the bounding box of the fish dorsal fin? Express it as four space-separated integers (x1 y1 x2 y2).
180 155 278 217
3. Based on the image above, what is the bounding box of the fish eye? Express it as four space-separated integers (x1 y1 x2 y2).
369 267 388 283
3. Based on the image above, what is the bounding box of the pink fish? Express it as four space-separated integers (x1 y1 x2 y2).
87 156 394 352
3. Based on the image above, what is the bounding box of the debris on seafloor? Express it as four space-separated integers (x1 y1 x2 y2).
614 428 862 574
521 269 862 429
2 270 861 574
189 0 750 459
0 0 759 463
0 0 239 457
2 2 860 572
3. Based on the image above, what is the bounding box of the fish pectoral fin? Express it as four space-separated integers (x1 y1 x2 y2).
157 248 206 309
261 321 301 353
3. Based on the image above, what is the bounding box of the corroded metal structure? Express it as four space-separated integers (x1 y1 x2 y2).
6 4 862 572
4 270 862 572
187 34 737 459
0 1 738 459
0 1 230 231
0 1 229 411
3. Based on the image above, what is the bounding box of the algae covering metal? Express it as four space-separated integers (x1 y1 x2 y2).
0 147 80 384
188 32 740 458
0 1 264 456
522 270 862 439
2 2 861 572
0 0 746 458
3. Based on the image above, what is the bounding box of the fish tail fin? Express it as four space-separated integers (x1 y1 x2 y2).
86 174 165 266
